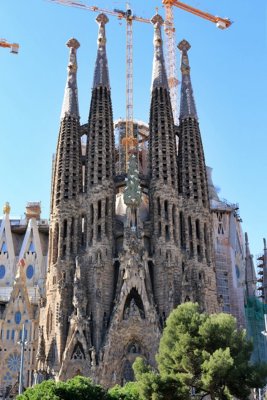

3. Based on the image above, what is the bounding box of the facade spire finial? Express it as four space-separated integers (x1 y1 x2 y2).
60 38 80 120
93 13 110 89
178 39 198 120
3 202 10 215
151 14 168 90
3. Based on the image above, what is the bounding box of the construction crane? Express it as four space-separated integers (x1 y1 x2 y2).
0 39 19 54
162 0 232 124
47 0 150 171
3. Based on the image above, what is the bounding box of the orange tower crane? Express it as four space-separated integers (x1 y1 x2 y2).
0 39 19 54
46 0 150 170
162 0 232 124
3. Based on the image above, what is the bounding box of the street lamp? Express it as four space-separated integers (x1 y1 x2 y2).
18 324 27 395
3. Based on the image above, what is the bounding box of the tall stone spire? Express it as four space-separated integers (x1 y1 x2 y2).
148 13 180 317
177 40 218 313
86 13 114 191
177 39 208 207
178 39 197 120
61 38 80 119
84 13 115 352
52 38 82 211
39 38 83 375
93 13 110 89
149 13 177 189
151 14 168 90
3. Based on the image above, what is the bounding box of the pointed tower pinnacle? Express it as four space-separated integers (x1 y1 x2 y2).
151 14 168 90
3 202 10 215
178 39 198 120
93 13 110 89
61 38 80 119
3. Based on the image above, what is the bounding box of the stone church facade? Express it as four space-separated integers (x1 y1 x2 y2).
0 12 261 394
0 202 48 397
36 13 219 387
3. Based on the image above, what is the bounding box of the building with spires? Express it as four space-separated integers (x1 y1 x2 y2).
35 13 219 387
207 167 246 328
0 11 266 393
0 202 48 396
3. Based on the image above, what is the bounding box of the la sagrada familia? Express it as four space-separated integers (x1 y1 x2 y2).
36 12 219 385
2 10 264 396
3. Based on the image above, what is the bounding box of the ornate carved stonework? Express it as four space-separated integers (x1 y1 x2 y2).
37 11 218 388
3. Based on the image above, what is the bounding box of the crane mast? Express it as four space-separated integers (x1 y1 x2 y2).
163 4 179 125
125 9 134 169
162 0 232 125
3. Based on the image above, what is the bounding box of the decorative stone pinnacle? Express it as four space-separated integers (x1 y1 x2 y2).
66 38 80 50
151 13 168 90
178 39 191 75
93 13 110 88
178 39 191 52
60 36 80 119
151 14 164 27
3 202 10 215
96 14 108 47
178 38 198 119
96 13 109 25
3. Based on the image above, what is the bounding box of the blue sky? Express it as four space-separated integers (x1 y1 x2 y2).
1 0 267 258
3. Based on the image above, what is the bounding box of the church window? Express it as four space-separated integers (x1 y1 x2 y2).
127 343 140 354
190 242 194 257
11 330 15 341
29 241 35 253
218 224 224 234
0 264 5 279
158 222 161 237
6 330 10 340
7 352 20 372
52 223 59 264
72 343 85 360
179 212 186 249
91 204 94 223
164 200 168 219
15 311 22 325
1 242 7 253
165 225 170 241
123 288 145 320
105 198 109 216
204 223 208 245
188 216 193 239
26 264 34 280
123 360 134 383
97 225 101 241
98 200 102 219
195 219 200 239
63 219 68 239
157 197 161 216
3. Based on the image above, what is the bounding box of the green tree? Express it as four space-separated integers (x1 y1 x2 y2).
16 376 107 400
133 357 188 400
108 382 140 400
156 302 267 399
